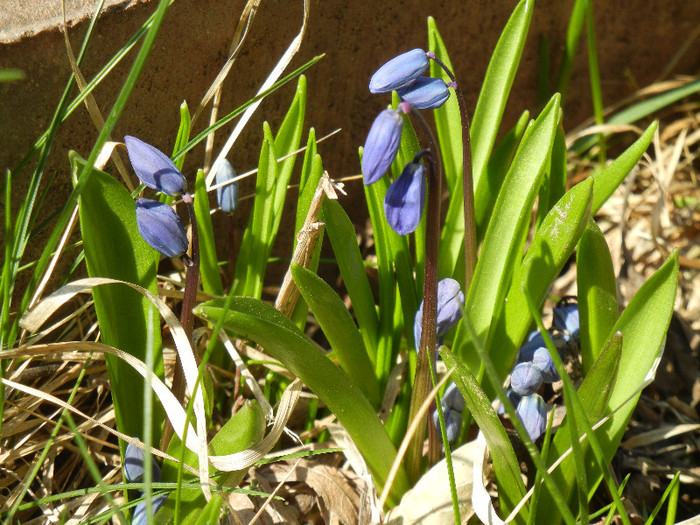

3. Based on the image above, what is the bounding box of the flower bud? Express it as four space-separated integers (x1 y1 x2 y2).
398 76 450 110
510 361 543 396
414 278 465 352
125 136 187 196
433 407 462 444
369 49 429 94
516 394 547 442
552 297 580 343
532 346 559 382
132 494 168 525
384 161 426 235
123 443 161 484
362 109 404 185
135 198 188 258
215 159 239 213
441 381 465 413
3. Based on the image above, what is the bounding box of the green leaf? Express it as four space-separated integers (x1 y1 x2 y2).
74 152 163 440
591 121 657 212
233 124 278 298
555 0 588 104
322 199 379 365
536 125 567 229
576 218 617 374
194 170 223 296
452 94 560 371
172 101 191 170
291 264 380 407
471 0 534 191
438 0 534 281
473 109 530 244
427 17 462 194
188 495 223 525
441 349 527 520
195 297 410 504
488 176 592 384
272 75 306 233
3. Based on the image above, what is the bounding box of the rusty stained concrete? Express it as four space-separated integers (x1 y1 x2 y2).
1 0 699 297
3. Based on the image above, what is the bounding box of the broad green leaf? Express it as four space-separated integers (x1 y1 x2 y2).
488 176 592 384
452 94 560 371
233 124 278 298
188 495 222 525
75 153 163 441
591 121 657 212
194 170 223 296
536 125 567 229
363 175 397 383
473 109 530 245
427 17 462 194
195 297 410 504
322 199 379 366
271 75 306 232
439 0 534 281
471 0 533 191
555 0 588 104
292 264 380 407
577 218 617 374
441 349 527 521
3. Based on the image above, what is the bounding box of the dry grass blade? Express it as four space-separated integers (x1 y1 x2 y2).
621 423 700 450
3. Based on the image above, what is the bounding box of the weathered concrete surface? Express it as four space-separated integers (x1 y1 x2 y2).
1 0 699 295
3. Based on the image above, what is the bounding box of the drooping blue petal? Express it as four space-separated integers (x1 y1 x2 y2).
215 159 239 213
362 109 404 185
516 394 547 441
441 381 465 413
123 443 162 484
135 198 188 258
414 278 465 352
552 296 580 343
369 49 429 94
497 388 522 415
125 136 187 196
384 161 426 235
398 76 450 110
433 407 462 444
132 494 168 525
510 361 543 396
532 347 559 382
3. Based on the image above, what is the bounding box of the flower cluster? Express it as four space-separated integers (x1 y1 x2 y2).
362 49 451 235
125 136 190 258
502 297 581 442
123 443 167 524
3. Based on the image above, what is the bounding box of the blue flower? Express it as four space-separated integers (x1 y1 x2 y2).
135 199 188 258
414 278 465 352
433 407 462 444
215 159 239 213
510 361 543 396
516 394 547 442
552 297 580 343
398 77 450 110
362 109 404 185
531 347 559 382
384 161 426 235
125 136 187 196
132 494 168 525
123 443 161 484
369 49 429 94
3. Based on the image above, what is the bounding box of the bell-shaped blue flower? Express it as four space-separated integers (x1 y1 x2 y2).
398 77 450 110
132 494 168 525
497 388 522 415
552 297 580 343
433 407 462 444
215 159 239 213
516 394 547 441
362 109 404 185
384 161 426 235
510 361 543 396
441 381 465 413
414 278 465 351
123 443 161 484
125 136 187 196
532 347 559 383
135 199 188 258
369 49 429 94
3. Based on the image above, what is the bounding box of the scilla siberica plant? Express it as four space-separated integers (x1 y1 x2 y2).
362 48 477 480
